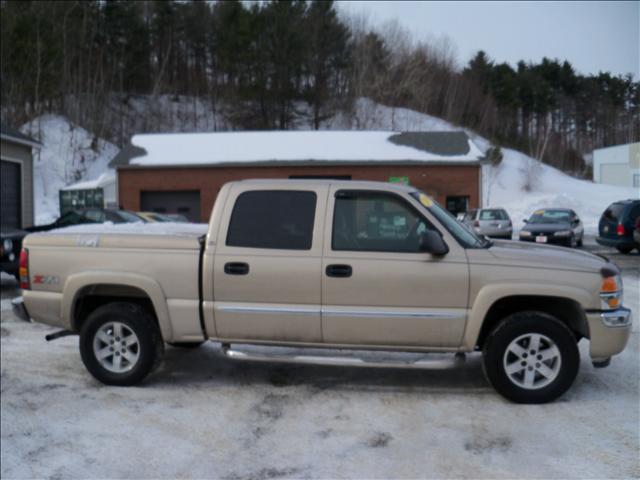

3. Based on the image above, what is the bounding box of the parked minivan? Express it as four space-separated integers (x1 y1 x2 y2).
596 199 640 254
462 208 513 239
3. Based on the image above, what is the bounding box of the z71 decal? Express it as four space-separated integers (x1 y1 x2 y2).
33 275 60 285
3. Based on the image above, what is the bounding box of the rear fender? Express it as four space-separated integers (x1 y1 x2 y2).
62 271 173 341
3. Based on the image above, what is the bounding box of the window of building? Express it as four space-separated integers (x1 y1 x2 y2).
289 175 352 180
226 190 317 250
445 196 469 215
332 191 434 253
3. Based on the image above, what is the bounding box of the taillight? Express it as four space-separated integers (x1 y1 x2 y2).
19 249 30 290
616 223 625 236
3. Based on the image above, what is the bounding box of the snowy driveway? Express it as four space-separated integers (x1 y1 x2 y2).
1 262 639 479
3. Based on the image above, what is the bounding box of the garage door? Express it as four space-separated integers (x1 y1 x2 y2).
1 160 21 229
140 191 201 222
600 163 629 187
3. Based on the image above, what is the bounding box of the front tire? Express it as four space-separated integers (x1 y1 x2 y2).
483 312 579 403
80 302 164 386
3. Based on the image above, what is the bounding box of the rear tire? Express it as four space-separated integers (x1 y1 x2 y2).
483 311 579 403
616 245 633 254
80 302 164 386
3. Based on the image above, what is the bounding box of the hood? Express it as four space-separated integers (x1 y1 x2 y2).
486 240 606 273
521 222 571 233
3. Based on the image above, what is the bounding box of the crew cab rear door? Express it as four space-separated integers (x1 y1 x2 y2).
321 187 469 348
212 183 328 342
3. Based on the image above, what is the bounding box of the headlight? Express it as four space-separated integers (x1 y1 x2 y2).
600 275 623 309
519 230 532 237
2 239 13 253
554 230 571 237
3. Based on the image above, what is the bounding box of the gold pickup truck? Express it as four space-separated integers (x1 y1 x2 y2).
17 180 631 403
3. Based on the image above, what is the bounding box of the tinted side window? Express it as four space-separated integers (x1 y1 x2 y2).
227 190 316 250
332 191 434 252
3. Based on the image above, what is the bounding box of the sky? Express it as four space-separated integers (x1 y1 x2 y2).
336 1 639 79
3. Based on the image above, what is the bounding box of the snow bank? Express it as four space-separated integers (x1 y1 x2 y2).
21 114 119 225
484 148 639 233
130 130 483 166
43 222 209 237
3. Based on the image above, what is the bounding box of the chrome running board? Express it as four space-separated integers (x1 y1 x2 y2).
221 344 466 370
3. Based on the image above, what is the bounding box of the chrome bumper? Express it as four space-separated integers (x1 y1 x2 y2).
599 307 632 327
586 306 632 361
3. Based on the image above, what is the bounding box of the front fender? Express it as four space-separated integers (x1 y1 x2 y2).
462 283 594 350
62 271 174 341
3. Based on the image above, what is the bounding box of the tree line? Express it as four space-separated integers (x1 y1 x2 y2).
1 0 638 174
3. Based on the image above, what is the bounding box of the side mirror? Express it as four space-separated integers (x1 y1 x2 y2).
523 218 528 223
419 230 449 256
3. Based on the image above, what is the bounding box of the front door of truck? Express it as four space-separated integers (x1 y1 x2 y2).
213 183 328 343
321 187 469 348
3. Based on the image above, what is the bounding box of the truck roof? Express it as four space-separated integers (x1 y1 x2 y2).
233 178 417 193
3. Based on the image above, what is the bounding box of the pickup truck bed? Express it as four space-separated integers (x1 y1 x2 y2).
24 222 208 343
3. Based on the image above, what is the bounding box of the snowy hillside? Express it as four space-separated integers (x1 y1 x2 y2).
21 115 118 224
485 149 638 233
20 98 637 230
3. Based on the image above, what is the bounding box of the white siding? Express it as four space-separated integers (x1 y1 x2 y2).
592 142 640 187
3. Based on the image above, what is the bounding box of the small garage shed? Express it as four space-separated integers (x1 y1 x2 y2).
110 131 485 222
592 142 640 188
1 124 41 229
60 171 118 215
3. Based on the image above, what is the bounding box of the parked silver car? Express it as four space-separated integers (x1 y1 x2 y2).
462 208 513 239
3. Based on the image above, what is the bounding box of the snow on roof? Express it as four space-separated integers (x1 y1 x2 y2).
124 131 484 167
41 221 208 237
62 171 116 191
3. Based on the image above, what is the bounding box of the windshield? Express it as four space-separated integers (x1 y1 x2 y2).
528 209 570 224
480 209 508 221
410 191 488 248
115 210 145 223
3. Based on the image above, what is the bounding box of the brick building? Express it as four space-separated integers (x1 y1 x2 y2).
110 131 485 222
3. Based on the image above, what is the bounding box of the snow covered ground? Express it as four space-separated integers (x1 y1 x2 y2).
1 264 638 479
21 98 638 231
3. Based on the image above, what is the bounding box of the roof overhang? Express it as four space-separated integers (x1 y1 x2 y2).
115 159 483 170
0 133 42 150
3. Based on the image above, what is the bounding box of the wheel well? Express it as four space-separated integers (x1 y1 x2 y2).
72 284 158 332
476 295 588 349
